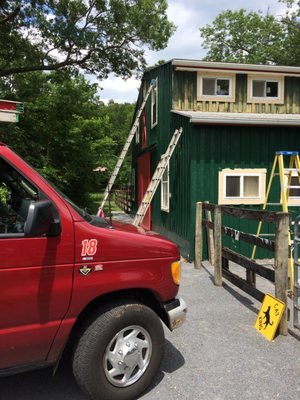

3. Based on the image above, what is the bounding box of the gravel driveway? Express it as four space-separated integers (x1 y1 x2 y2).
1 261 300 400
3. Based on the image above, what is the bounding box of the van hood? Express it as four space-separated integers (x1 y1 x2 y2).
111 220 161 237
74 218 180 263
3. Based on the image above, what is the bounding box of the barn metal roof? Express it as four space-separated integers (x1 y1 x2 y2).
172 110 300 126
171 59 300 77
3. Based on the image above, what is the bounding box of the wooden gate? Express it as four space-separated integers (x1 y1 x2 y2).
194 202 290 335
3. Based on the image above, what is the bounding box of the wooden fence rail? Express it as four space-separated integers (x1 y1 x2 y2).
114 188 132 214
195 202 290 335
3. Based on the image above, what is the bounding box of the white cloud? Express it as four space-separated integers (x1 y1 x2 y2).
98 0 292 103
98 76 140 104
145 1 206 65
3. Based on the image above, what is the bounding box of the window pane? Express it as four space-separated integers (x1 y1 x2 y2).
152 103 157 125
252 80 265 97
161 164 169 210
266 81 278 97
162 182 168 208
244 176 259 197
289 176 300 197
216 79 229 95
162 168 168 182
226 176 240 197
163 191 168 208
202 78 215 95
0 158 39 234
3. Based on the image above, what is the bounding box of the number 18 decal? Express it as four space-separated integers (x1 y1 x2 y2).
81 239 98 257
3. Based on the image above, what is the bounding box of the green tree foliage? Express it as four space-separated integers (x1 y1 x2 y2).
199 2 300 65
0 0 175 79
0 0 172 208
0 71 134 206
90 100 135 190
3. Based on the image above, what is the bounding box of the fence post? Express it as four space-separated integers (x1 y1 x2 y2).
246 269 256 287
274 212 290 336
195 202 203 269
205 201 215 266
214 205 222 286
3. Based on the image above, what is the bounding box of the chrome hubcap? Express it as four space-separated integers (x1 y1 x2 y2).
103 325 152 387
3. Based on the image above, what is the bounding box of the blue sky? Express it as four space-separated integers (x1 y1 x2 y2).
98 0 292 104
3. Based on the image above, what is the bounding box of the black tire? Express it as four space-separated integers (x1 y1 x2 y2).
72 301 165 400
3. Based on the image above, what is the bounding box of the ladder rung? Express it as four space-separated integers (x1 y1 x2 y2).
254 152 300 257
133 127 183 226
274 170 300 175
276 151 299 155
98 80 157 214
293 324 300 330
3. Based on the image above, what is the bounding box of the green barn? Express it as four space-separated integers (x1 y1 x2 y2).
130 59 300 261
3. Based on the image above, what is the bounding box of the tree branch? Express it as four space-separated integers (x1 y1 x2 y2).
0 5 20 25
0 46 96 77
0 0 174 77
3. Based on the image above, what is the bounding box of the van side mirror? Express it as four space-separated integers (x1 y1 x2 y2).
24 200 61 237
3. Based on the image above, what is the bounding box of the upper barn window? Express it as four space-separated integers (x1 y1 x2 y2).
247 74 284 104
197 72 236 102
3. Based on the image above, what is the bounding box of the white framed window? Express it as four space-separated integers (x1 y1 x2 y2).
197 72 236 102
151 79 158 128
161 163 169 211
247 74 284 104
284 172 300 206
218 168 266 205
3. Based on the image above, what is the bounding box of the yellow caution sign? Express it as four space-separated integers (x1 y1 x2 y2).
254 294 285 341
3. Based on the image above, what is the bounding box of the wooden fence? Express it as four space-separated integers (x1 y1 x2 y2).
195 202 290 335
114 187 132 214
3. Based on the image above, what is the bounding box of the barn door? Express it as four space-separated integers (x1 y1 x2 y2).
137 152 151 230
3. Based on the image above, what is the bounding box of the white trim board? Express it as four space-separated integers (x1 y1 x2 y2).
171 59 300 77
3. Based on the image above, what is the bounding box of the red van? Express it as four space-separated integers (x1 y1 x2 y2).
0 143 187 400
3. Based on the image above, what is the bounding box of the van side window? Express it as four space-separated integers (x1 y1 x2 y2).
0 158 39 234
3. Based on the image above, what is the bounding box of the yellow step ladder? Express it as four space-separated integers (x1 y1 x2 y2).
252 151 300 294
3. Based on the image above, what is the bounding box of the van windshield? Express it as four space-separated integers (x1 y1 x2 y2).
2 150 93 224
45 180 93 222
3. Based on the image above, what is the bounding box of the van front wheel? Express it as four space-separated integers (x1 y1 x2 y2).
72 302 165 400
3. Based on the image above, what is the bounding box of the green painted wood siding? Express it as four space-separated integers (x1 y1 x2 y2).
151 113 193 257
151 114 300 260
172 70 300 114
132 63 300 260
131 62 173 212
